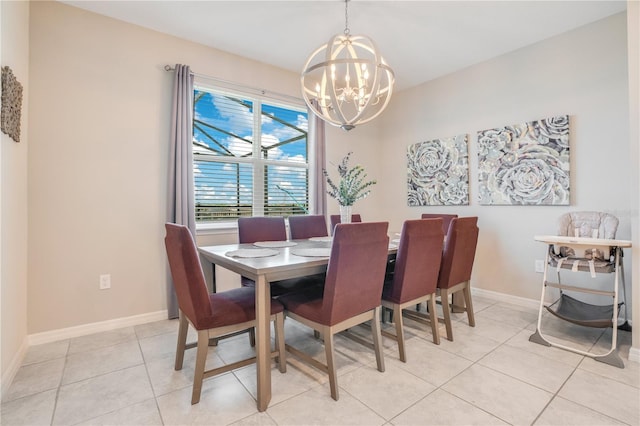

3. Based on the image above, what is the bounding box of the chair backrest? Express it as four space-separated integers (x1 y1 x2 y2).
322 222 389 325
329 214 362 235
288 215 328 240
238 217 287 243
557 211 618 239
164 223 212 329
388 219 444 303
421 213 458 236
437 217 479 289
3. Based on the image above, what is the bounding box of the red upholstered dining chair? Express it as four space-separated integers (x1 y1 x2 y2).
238 216 314 297
164 223 286 404
286 214 329 322
278 222 389 400
381 219 444 361
411 214 457 313
238 216 287 245
437 216 479 341
421 213 458 236
329 213 362 235
288 215 329 240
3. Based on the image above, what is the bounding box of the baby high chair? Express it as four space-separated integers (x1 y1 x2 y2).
530 211 631 368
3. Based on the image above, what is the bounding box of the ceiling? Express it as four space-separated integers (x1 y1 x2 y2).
60 1 627 91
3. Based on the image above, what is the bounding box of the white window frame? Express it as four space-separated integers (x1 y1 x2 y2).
193 79 314 232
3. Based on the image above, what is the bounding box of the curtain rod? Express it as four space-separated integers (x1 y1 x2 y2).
164 65 303 104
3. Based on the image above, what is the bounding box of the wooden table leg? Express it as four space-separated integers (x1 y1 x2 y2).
255 275 271 412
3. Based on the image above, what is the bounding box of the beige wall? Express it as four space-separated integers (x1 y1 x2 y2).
27 1 310 334
378 12 635 340
1 0 30 392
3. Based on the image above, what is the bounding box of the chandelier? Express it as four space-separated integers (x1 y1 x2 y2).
301 0 395 131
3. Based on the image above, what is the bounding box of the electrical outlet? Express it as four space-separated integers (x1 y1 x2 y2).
535 260 545 273
99 274 111 290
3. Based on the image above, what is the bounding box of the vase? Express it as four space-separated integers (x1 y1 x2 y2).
340 205 352 224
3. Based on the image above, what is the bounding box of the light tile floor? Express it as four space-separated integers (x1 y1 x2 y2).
2 296 639 425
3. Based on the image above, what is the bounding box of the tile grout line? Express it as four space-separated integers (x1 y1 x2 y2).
136 329 167 426
60 335 157 425
530 358 583 426
48 340 71 426
384 304 564 425
379 301 509 425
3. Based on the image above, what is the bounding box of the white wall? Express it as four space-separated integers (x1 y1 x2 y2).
1 0 29 394
378 13 633 313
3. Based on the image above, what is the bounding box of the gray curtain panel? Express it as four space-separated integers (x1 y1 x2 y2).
310 100 327 216
166 64 196 319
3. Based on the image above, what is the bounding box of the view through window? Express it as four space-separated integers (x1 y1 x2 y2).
193 85 310 222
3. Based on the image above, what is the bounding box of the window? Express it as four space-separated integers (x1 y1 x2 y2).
193 84 310 222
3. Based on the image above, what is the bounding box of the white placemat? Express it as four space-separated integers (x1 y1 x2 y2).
253 240 297 248
291 247 331 257
308 236 332 242
225 248 279 258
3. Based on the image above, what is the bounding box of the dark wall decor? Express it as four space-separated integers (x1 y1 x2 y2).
407 134 469 206
1 66 23 143
477 115 570 205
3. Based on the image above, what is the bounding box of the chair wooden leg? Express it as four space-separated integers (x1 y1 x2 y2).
393 305 406 362
387 306 394 323
175 312 189 370
440 289 454 341
324 328 339 401
249 327 256 347
382 306 391 323
463 283 475 327
427 296 440 345
191 330 209 404
451 292 465 313
275 313 286 373
372 307 385 372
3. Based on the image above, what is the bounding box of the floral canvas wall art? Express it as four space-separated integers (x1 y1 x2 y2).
477 115 570 205
1 66 23 143
407 134 469 206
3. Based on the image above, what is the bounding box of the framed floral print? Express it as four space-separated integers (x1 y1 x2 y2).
1 66 23 143
477 115 570 205
407 134 469 206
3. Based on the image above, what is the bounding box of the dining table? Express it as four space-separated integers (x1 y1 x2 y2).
198 236 397 411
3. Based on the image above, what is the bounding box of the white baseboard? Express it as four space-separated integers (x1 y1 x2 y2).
2 311 168 396
629 346 640 364
27 310 169 346
471 287 540 310
0 336 29 400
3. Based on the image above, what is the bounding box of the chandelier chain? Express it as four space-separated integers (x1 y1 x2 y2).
343 0 350 36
